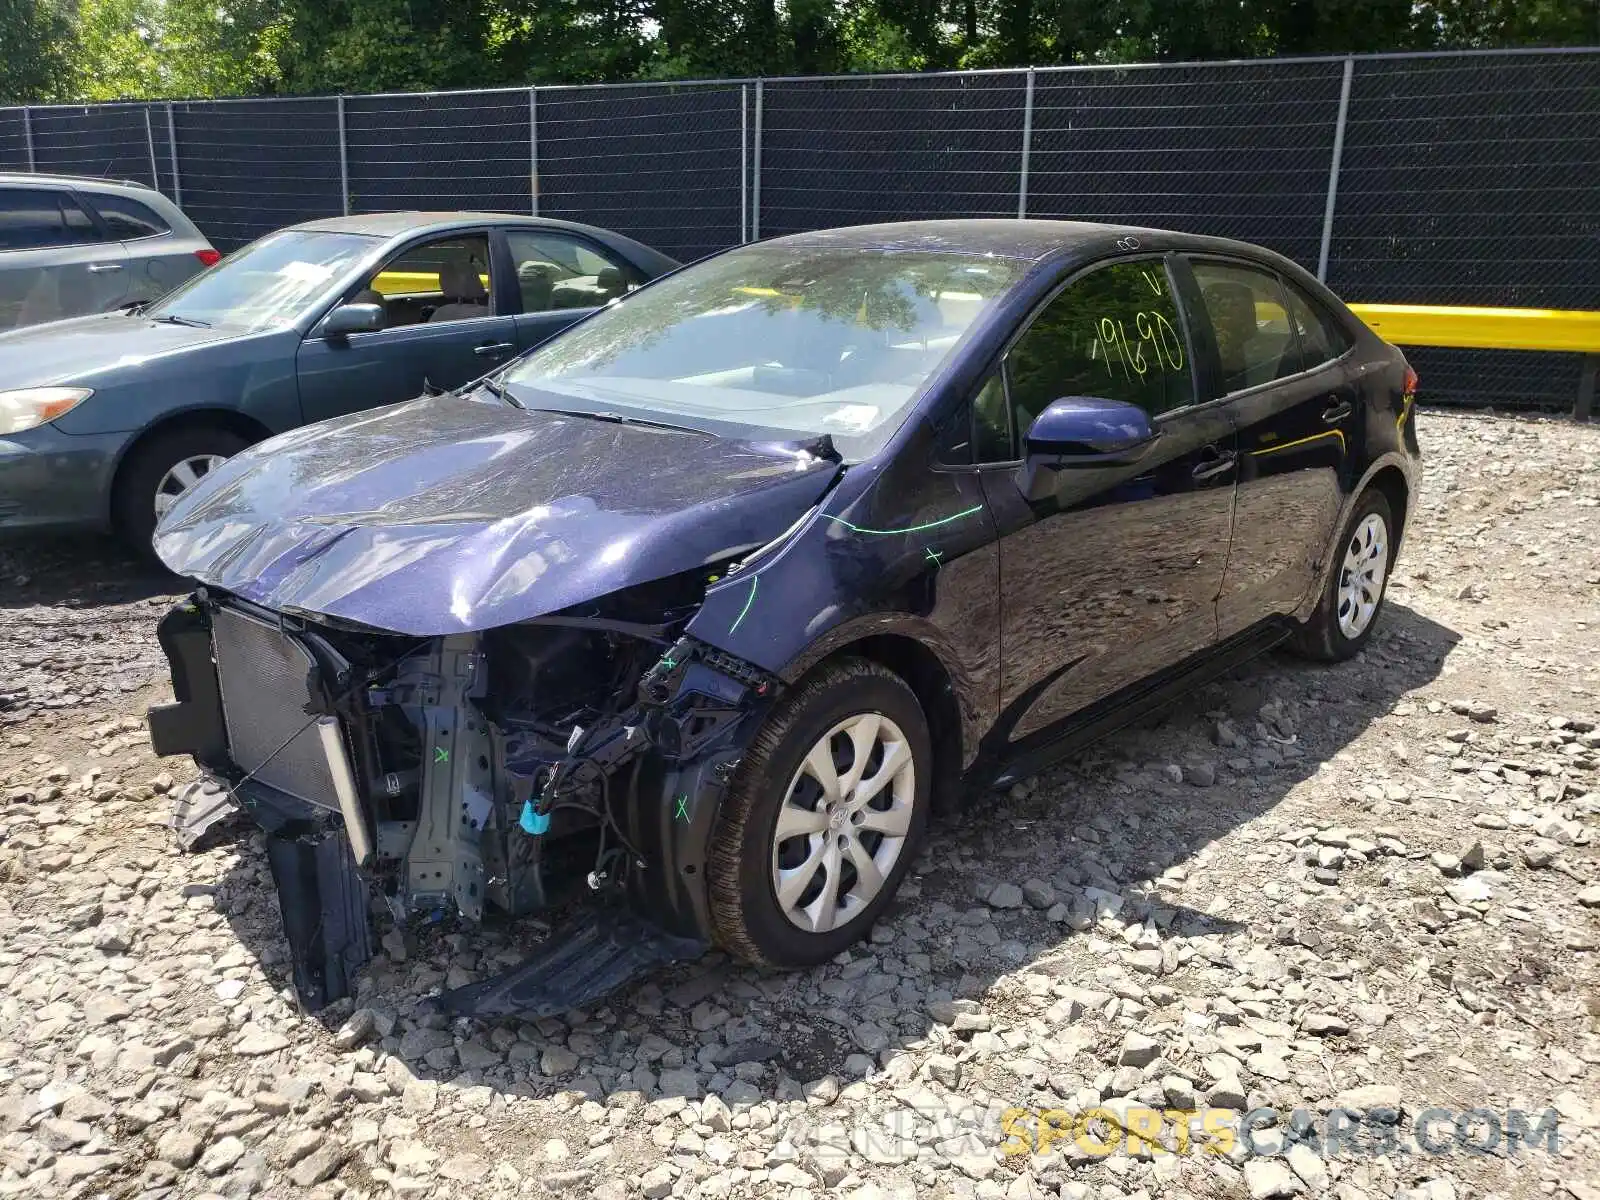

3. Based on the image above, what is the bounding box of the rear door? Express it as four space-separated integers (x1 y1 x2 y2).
82 189 206 304
1180 255 1356 636
296 229 519 424
502 226 646 353
0 185 129 327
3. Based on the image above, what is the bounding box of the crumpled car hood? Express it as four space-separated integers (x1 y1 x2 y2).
153 393 840 634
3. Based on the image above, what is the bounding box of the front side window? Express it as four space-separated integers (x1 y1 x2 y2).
359 234 494 329
506 230 638 313
1191 260 1301 394
0 188 103 251
502 246 1027 459
1005 259 1195 441
145 229 376 330
90 194 171 240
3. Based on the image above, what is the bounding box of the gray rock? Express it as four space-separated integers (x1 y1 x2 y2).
1118 1031 1161 1068
987 882 1025 909
334 1008 378 1050
155 1128 204 1168
1021 879 1056 909
541 1046 580 1075
641 1163 676 1199
198 1135 245 1176
1244 1158 1297 1199
1302 1012 1348 1036
288 1143 347 1187
232 1023 290 1056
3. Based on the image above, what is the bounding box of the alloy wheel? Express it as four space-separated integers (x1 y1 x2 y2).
153 454 228 520
770 712 915 934
1336 512 1389 639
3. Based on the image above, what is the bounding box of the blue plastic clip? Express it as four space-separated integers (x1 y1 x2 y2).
519 798 551 836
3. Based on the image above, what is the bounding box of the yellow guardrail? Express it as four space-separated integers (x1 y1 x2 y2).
1349 304 1600 355
369 270 489 297
1348 303 1599 420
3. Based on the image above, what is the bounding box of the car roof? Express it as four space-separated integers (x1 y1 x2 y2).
0 171 160 195
756 218 1257 264
288 212 628 241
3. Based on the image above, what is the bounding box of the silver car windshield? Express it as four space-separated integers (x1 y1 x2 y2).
502 247 1026 456
145 230 377 331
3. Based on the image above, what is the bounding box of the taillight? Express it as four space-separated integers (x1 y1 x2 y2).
1403 365 1418 397
194 248 221 268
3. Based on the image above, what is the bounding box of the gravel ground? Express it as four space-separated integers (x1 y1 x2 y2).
1 409 1598 1200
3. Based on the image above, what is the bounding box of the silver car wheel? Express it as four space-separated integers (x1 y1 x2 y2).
1336 512 1389 639
153 454 228 519
770 712 915 934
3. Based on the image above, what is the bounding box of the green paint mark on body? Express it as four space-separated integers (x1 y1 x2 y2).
924 546 944 567
729 575 759 634
824 504 983 537
674 794 691 822
434 746 449 764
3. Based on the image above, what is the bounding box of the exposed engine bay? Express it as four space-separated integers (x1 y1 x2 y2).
147 560 781 1016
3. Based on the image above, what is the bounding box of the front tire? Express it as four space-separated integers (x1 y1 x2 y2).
1291 488 1396 661
708 657 931 967
113 425 252 558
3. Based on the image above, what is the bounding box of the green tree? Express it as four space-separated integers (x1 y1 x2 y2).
0 0 74 103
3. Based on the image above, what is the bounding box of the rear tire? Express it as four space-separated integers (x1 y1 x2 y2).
708 657 931 967
113 425 252 559
1290 488 1396 662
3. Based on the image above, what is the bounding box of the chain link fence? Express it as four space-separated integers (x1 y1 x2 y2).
1 47 1596 409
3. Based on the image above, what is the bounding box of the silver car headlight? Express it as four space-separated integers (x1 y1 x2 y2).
0 387 94 435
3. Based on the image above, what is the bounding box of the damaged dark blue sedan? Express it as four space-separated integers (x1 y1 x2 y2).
146 219 1420 1015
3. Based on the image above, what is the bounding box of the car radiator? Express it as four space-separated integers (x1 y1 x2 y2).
211 605 341 811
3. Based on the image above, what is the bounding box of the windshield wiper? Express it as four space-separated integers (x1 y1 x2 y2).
478 376 517 406
150 313 211 328
537 407 706 435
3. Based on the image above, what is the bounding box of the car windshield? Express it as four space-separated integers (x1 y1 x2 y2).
502 246 1027 457
145 230 377 331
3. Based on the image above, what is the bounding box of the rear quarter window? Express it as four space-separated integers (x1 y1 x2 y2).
88 194 171 240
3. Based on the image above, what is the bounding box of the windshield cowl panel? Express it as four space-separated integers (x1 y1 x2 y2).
145 229 381 335
504 246 1027 460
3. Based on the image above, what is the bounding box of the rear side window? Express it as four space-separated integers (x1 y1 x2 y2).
0 188 104 251
1190 260 1301 394
505 229 640 313
89 193 171 240
1006 259 1195 438
1284 282 1353 372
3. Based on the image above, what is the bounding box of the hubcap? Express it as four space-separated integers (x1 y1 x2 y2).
153 454 229 519
771 712 915 934
1336 512 1389 639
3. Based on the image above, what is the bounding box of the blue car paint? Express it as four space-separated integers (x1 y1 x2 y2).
152 392 843 634
155 219 1419 776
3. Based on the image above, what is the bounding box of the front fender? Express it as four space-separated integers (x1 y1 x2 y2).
685 445 999 772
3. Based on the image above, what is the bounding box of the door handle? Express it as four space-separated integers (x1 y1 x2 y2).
1322 399 1353 424
87 263 124 274
474 341 515 357
1191 449 1238 482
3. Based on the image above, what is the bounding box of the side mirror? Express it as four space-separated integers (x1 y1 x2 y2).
1024 396 1159 466
321 302 384 340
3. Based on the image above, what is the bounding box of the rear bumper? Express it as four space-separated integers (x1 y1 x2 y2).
0 425 124 534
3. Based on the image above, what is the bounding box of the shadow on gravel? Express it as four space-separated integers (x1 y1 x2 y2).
199 599 1458 1106
0 535 180 609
